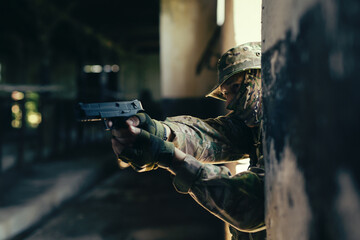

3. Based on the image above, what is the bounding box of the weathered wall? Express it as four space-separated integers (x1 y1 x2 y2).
262 0 360 239
159 0 225 119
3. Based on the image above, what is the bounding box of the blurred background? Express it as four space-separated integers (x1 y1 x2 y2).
1 0 360 239
0 0 261 172
0 0 261 239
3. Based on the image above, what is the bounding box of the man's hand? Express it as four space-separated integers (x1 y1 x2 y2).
109 113 169 147
135 113 168 140
110 113 175 172
109 117 140 148
112 127 175 172
111 121 139 160
109 116 141 169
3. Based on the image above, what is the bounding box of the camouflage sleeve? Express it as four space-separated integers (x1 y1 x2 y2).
172 154 265 233
163 114 253 163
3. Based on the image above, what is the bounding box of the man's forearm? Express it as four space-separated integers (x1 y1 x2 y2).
168 152 266 233
165 148 187 175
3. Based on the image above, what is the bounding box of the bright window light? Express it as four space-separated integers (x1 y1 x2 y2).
104 65 112 73
11 91 24 101
234 0 261 45
27 112 42 126
12 119 21 128
25 92 42 128
217 0 225 26
11 102 22 128
91 65 103 73
11 104 20 114
111 64 119 72
83 64 119 73
83 65 92 73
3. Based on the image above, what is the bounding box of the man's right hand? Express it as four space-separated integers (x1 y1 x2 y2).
134 113 167 140
109 113 171 169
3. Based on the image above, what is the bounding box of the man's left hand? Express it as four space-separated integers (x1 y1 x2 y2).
112 126 175 172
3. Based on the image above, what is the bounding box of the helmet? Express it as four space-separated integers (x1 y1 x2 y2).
206 42 261 100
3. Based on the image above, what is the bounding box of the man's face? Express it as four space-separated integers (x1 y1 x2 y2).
220 73 245 108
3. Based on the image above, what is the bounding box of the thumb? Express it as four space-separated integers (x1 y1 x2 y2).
128 125 141 136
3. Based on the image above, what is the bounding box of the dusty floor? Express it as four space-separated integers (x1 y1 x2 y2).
25 168 224 240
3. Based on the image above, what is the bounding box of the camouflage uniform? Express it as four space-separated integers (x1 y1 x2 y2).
163 97 265 240
163 42 266 240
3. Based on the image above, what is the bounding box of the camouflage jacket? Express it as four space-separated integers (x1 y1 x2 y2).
163 113 266 240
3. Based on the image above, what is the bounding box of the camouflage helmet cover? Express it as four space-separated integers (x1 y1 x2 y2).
206 42 261 100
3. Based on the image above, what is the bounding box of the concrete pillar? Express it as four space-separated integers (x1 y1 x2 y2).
262 0 360 239
160 0 218 99
221 1 262 239
220 0 235 53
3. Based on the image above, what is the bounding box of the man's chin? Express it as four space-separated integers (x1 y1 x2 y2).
225 100 232 109
226 99 236 110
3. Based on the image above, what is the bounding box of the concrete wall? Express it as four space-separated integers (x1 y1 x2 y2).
120 54 161 100
262 0 360 239
219 0 235 53
160 0 218 99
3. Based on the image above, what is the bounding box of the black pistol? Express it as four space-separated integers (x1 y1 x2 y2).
77 100 144 130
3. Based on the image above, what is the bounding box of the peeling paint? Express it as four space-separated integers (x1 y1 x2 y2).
336 170 360 240
265 139 312 240
270 50 278 82
262 0 318 51
261 0 360 238
263 48 287 97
